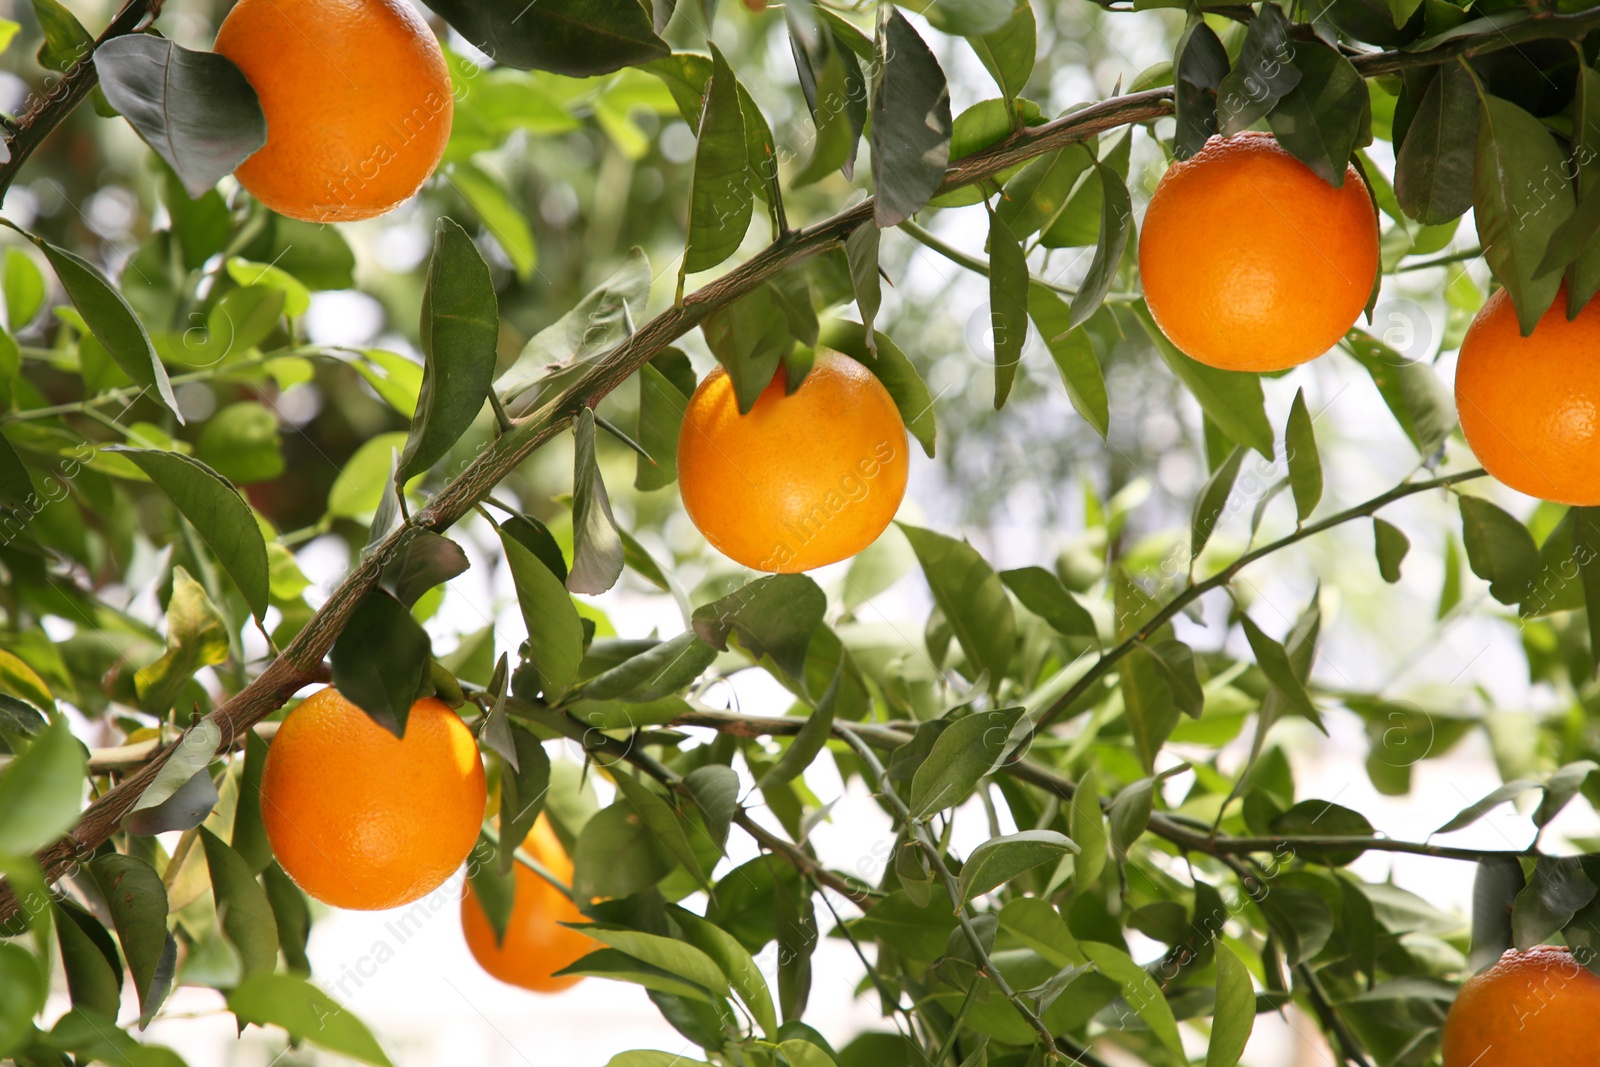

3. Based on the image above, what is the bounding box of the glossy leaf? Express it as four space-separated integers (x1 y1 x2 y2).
90 853 175 1027
1473 91 1569 333
1172 20 1228 159
1000 566 1096 638
955 830 1078 904
1240 613 1323 730
760 664 841 790
1342 331 1455 456
199 827 279 978
1459 495 1539 605
635 350 693 491
1216 4 1299 135
1028 284 1109 438
1266 40 1370 187
328 590 432 736
692 574 826 683
987 210 1027 410
900 524 1015 689
817 320 937 457
871 9 952 227
1285 389 1322 522
228 974 393 1066
1136 304 1273 457
425 0 668 77
700 285 791 414
1394 64 1477 225
1068 159 1132 331
498 724 553 875
497 523 584 699
969 2 1035 105
1206 943 1255 1067
684 46 753 276
907 706 1024 819
1192 445 1244 558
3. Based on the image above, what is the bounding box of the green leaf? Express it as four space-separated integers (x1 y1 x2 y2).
556 947 717 1002
582 632 717 702
1341 331 1455 456
33 237 178 418
1080 940 1185 1062
1394 64 1476 225
998 144 1095 241
1512 856 1596 951
871 8 952 227
397 218 498 485
700 285 791 414
1473 91 1570 333
790 41 855 187
900 524 1015 690
132 568 229 716
578 924 731 997
1216 4 1299 134
1028 284 1108 438
1266 40 1370 187
0 941 44 1057
125 717 220 826
1459 495 1539 605
328 590 432 736
1435 778 1541 834
996 897 1083 966
788 17 867 181
1574 508 1600 678
907 706 1024 819
1271 799 1374 866
262 863 311 974
1000 566 1096 638
684 45 753 276
1373 518 1410 583
692 574 826 683
569 408 625 595
1108 776 1155 854
1142 639 1204 719
4 248 44 330
111 448 270 619
1191 445 1245 558
232 730 271 873
31 0 91 74
955 830 1078 905
760 664 841 791
635 351 693 491
668 904 778 1039
1172 19 1228 159
613 770 712 892
969 2 1035 104
424 0 667 77
573 799 678 901
94 36 266 198
817 320 937 457
447 162 537 281
54 902 123 1018
1469 857 1524 971
1240 612 1323 730
497 523 584 699
606 1053 714 1067
1285 389 1322 523
90 853 175 1027
1566 66 1600 314
1069 766 1107 894
197 401 284 483
1535 760 1597 827
987 210 1027 410
497 723 551 875
1068 159 1132 331
198 827 279 979
1135 303 1273 457
0 716 85 856
228 974 393 1066
1206 943 1255 1067
380 529 469 609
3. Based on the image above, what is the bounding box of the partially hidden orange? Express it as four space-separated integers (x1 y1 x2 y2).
1455 285 1600 506
1138 131 1379 372
215 0 453 223
677 350 910 572
260 688 486 910
1441 946 1600 1066
461 816 592 992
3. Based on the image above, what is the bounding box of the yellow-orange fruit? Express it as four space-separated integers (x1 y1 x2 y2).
260 688 486 910
461 816 592 993
1455 285 1600 505
214 0 452 223
1441 946 1600 1067
677 350 910 572
1138 131 1380 372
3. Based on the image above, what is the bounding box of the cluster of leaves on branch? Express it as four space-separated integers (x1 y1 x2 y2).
2 0 1600 1065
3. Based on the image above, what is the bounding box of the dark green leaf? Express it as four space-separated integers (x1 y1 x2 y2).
569 408 625 595
198 827 278 979
1216 4 1299 135
1142 640 1204 719
870 8 952 227
760 664 841 790
90 853 174 1026
1108 776 1155 854
1206 943 1254 1067
498 723 552 875
0 716 85 855
843 225 881 344
684 46 753 276
34 238 178 418
583 632 717 703
1374 518 1410 583
555 947 717 1002
635 351 694 492
94 36 265 198
1172 19 1228 159
1028 284 1108 437
788 16 867 181
987 210 1027 410
380 529 469 608
329 590 432 736
1000 566 1096 637
692 574 826 683
397 218 498 484
1512 856 1596 950
1079 941 1185 1060
969 2 1035 104
1068 159 1132 331
1435 778 1541 834
700 285 792 413
1285 389 1322 522
817 320 937 457
111 448 270 619
1192 445 1245 558
0 941 43 1057
955 830 1078 904
232 729 271 873
54 902 122 1018
261 863 311 974
1394 65 1476 225
1266 40 1370 187
791 41 855 187
1341 331 1455 456
1535 760 1597 827
669 904 778 1039
425 0 667 76
1473 91 1569 333
1575 508 1600 678
228 974 392 1066
468 832 516 945
1459 495 1539 605
572 799 680 900
1136 304 1273 457
900 524 1015 689
0 430 31 513
497 522 584 698
502 513 569 584
1270 799 1374 866
1469 857 1524 971
685 765 739 849
1240 612 1323 730
907 706 1024 819
998 144 1095 240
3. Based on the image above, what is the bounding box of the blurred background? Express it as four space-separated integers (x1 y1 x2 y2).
3 0 1593 1062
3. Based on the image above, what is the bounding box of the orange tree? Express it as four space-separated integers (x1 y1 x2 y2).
1 0 1600 1064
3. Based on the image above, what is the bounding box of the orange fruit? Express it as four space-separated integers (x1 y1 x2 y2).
677 350 910 572
214 0 452 223
461 816 592 992
1441 946 1600 1066
1455 285 1600 505
1138 131 1379 372
260 688 486 910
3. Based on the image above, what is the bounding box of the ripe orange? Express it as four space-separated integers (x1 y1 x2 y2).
214 0 453 223
1441 946 1600 1066
1455 285 1600 506
1138 131 1379 372
260 688 486 910
677 350 910 572
461 816 592 992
